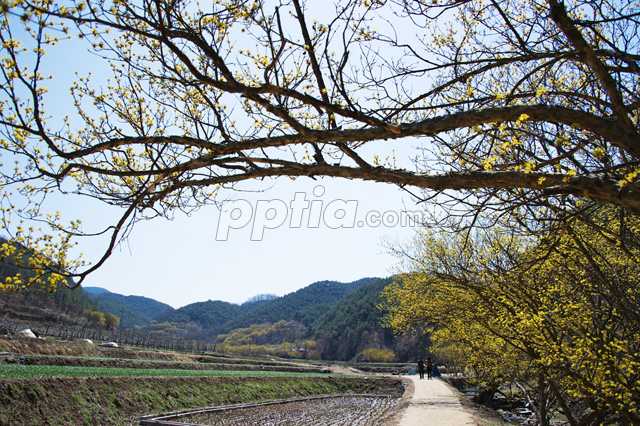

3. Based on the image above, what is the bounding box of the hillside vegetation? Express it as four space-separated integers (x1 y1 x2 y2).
309 278 428 361
0 239 111 337
75 277 414 362
1 247 418 361
84 289 174 329
222 278 378 331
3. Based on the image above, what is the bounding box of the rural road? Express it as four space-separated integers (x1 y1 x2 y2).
398 375 477 426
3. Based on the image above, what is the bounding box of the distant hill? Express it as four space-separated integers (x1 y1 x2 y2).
308 277 429 361
83 287 111 295
242 294 278 308
222 278 379 331
83 287 174 329
1 266 423 361
0 240 413 361
161 300 247 335
211 277 424 361
308 277 395 360
81 279 380 334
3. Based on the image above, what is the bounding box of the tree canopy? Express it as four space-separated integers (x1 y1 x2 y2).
0 0 639 288
382 206 640 424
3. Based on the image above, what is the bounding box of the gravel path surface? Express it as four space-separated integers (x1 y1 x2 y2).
174 395 400 425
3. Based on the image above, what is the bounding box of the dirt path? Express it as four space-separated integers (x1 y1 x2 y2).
329 365 501 425
398 375 477 426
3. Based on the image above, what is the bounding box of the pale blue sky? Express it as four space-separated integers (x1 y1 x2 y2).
72 175 423 307
2 1 429 308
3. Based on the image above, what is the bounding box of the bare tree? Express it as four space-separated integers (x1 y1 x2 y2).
0 0 638 288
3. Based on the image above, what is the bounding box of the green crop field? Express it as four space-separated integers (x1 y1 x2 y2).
0 364 326 379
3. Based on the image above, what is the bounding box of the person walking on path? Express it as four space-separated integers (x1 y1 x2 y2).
425 356 434 380
417 357 426 379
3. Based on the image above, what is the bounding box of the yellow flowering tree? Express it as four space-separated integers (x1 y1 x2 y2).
104 312 119 331
382 207 640 425
0 0 639 288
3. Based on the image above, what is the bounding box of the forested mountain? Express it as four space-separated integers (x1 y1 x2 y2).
0 240 406 360
213 277 423 361
222 278 378 331
1 264 419 361
307 277 395 360
84 287 174 329
160 300 248 335
86 294 148 329
81 278 380 335
308 277 428 361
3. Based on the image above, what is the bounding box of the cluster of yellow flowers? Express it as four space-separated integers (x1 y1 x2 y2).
382 207 640 421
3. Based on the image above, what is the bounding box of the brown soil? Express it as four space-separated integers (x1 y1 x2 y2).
169 395 401 425
0 337 410 425
0 336 323 371
6 354 323 373
0 374 405 425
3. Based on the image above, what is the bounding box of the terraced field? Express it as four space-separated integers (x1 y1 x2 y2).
0 337 406 425
146 395 401 425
